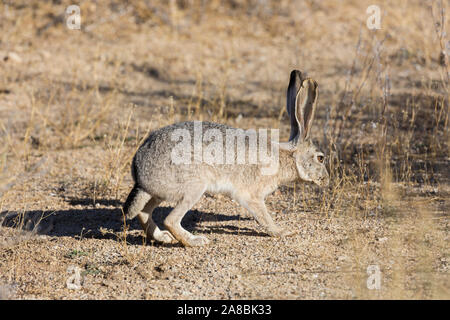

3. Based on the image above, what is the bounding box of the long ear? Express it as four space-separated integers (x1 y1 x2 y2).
295 78 318 140
286 70 304 141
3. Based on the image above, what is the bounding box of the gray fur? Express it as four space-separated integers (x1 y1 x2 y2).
123 70 329 246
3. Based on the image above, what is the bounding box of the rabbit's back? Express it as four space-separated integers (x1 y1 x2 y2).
132 121 269 201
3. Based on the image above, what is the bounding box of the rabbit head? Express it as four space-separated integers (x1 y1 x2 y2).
279 70 329 187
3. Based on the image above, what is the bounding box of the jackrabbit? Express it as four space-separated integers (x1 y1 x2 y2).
123 70 329 246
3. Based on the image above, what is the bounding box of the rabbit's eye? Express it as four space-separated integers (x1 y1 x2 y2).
317 155 324 163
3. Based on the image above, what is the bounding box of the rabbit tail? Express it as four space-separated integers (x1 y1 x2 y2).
122 185 151 219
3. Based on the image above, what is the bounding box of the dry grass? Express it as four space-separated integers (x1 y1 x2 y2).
0 0 448 299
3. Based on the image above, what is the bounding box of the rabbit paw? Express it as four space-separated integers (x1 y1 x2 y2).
278 229 294 237
154 230 177 244
268 227 293 238
185 235 210 247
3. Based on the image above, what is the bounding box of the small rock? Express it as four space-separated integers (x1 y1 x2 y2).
4 52 22 63
378 237 388 243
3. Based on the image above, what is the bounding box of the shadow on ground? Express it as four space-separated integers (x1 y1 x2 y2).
0 199 264 245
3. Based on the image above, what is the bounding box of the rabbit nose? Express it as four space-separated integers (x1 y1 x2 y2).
319 176 329 187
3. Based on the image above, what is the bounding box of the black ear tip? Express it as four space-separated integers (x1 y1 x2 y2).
290 69 302 79
290 70 308 84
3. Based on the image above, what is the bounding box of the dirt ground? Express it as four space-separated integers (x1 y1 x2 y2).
0 1 448 299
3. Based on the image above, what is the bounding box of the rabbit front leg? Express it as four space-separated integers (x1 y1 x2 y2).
239 196 293 237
